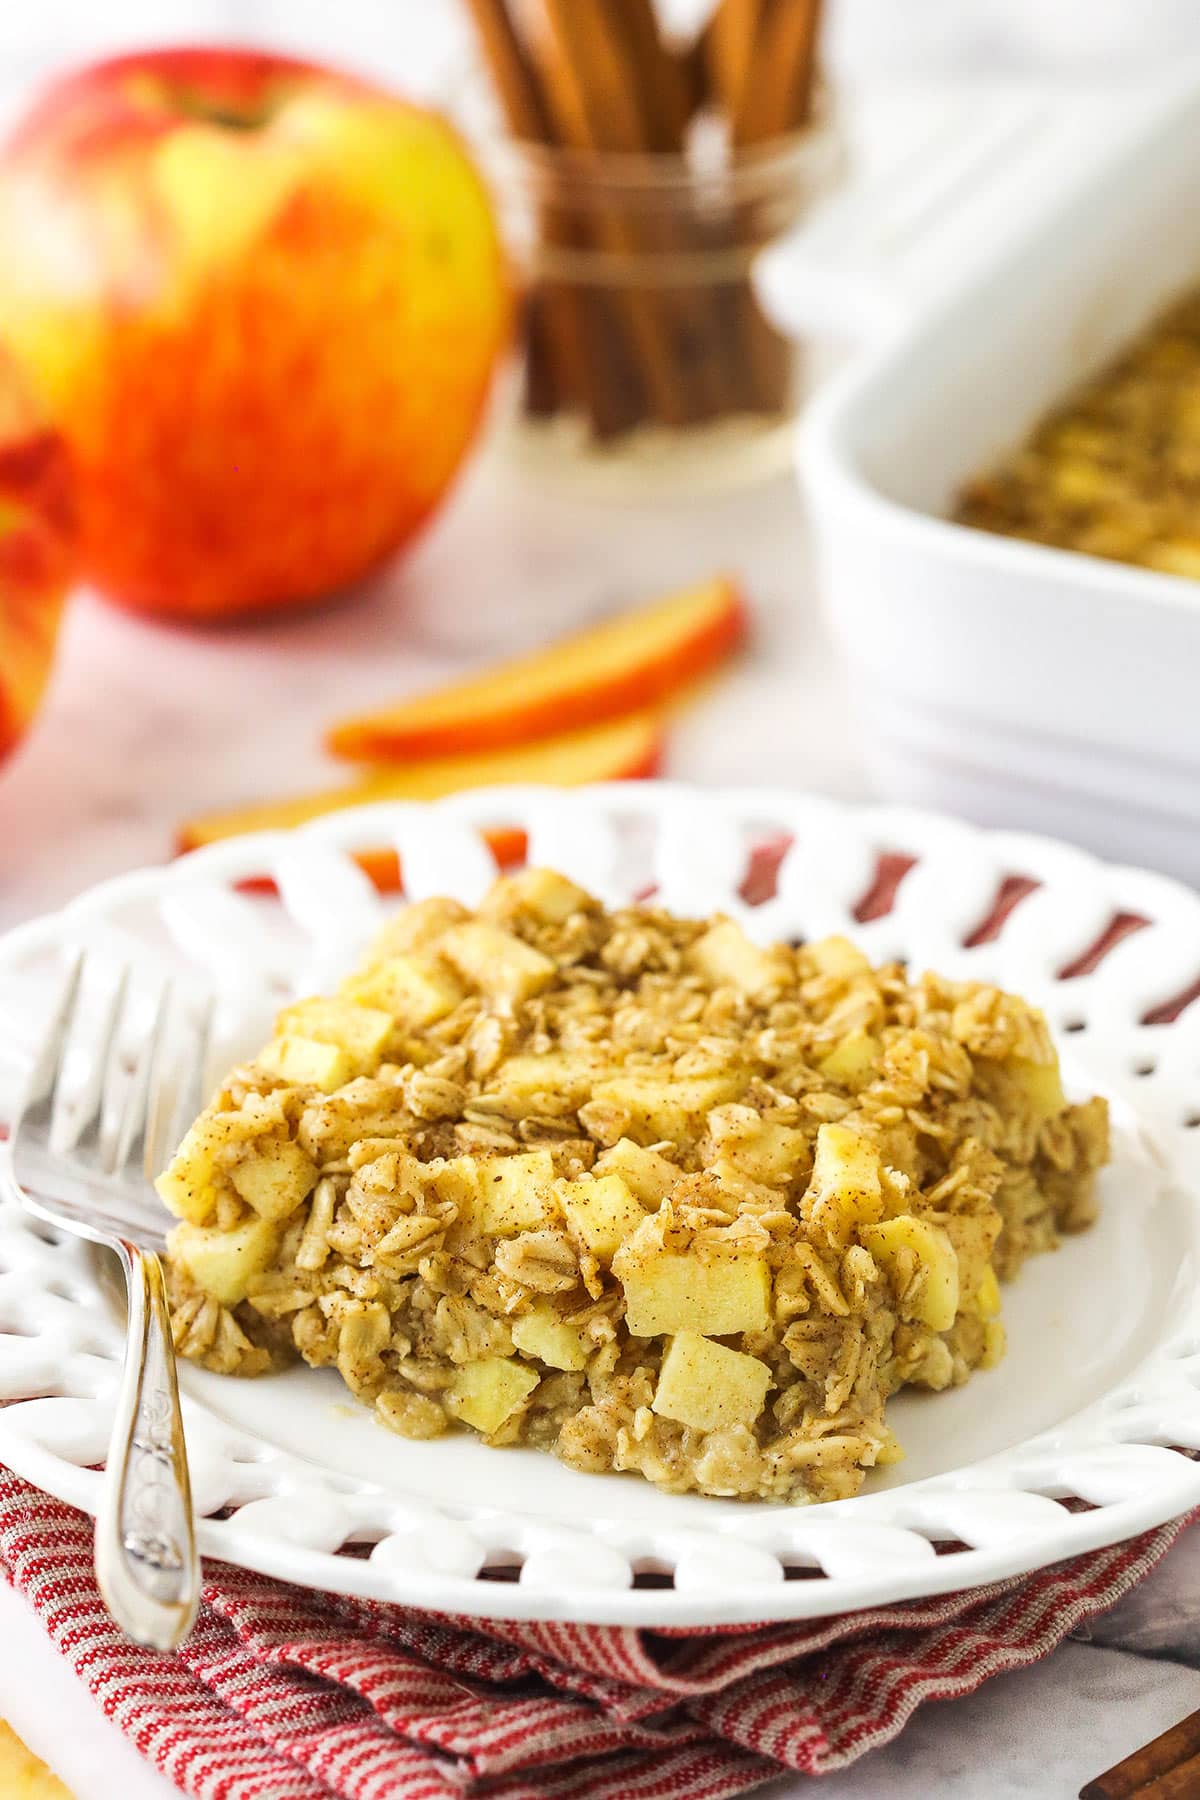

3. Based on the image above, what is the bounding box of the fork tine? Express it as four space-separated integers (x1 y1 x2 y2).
18 952 85 1132
111 981 170 1179
159 993 214 1172
68 966 131 1160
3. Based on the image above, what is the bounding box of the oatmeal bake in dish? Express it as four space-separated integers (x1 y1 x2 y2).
159 869 1109 1504
956 282 1200 577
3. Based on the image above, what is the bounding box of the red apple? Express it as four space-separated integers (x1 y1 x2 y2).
0 345 74 762
0 48 510 621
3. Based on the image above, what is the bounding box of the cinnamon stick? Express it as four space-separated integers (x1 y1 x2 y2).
733 0 824 145
529 0 694 427
536 0 740 426
671 26 710 124
465 0 547 138
607 0 757 422
1081 1707 1200 1798
725 0 825 415
623 1 762 427
522 288 557 416
469 0 822 443
606 0 694 151
465 0 640 437
706 0 766 121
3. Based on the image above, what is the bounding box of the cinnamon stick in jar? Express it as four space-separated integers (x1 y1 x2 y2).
465 0 642 437
467 0 827 446
605 0 695 151
601 0 750 422
705 0 765 121
726 0 825 416
671 23 711 125
733 0 823 146
530 0 737 427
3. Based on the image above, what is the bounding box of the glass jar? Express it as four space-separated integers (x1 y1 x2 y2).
485 106 843 494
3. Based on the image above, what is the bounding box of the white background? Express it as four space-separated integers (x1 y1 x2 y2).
4 0 1200 104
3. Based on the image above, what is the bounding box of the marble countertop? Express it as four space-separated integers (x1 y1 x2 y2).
2 443 1200 1799
0 451 862 931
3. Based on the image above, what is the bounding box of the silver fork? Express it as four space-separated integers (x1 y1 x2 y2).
2 955 209 1649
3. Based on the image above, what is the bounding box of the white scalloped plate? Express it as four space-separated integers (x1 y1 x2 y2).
3 784 1200 1627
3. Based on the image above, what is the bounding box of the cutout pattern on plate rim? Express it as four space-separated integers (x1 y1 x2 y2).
0 784 1198 1624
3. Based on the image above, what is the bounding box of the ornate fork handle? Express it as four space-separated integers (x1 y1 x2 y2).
94 1241 199 1648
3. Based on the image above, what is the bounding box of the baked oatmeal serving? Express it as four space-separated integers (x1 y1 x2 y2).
159 869 1109 1504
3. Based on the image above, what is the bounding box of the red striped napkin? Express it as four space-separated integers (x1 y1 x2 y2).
0 1467 1190 1799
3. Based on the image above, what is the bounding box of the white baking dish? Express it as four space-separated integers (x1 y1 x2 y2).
757 75 1200 882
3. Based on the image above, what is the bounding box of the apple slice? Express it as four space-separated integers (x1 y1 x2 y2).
326 575 747 762
177 710 664 892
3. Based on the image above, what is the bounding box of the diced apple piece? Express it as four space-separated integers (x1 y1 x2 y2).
719 1120 808 1184
485 1053 600 1113
614 1237 771 1337
481 1153 558 1235
156 1164 215 1227
464 1152 564 1238
966 1266 1002 1321
818 1030 881 1091
169 1216 281 1305
688 918 786 1001
594 1138 679 1206
802 1123 884 1232
556 1173 644 1261
754 1123 809 1180
229 1139 319 1222
1049 457 1113 504
440 921 557 1005
370 896 470 959
156 1121 222 1224
708 1156 776 1204
511 1302 590 1371
276 997 392 1069
482 868 594 925
652 1330 771 1432
257 1034 354 1094
981 1319 1007 1368
807 936 871 980
861 1214 960 1332
157 1087 287 1216
1006 1053 1066 1124
446 1356 539 1434
943 1212 1000 1304
155 1100 289 1224
592 1073 745 1146
342 952 465 1027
